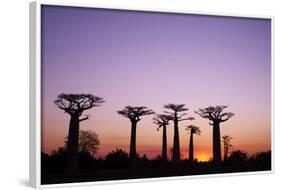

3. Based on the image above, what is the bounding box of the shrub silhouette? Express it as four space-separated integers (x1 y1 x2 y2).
249 151 271 166
227 150 248 165
105 148 129 168
254 151 271 163
79 130 100 157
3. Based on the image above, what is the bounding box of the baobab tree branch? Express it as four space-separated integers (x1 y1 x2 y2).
178 117 195 121
136 116 141 122
194 111 210 119
220 117 230 122
83 98 104 110
117 111 130 118
219 112 229 118
210 112 216 119
220 113 234 122
178 113 187 119
79 116 89 122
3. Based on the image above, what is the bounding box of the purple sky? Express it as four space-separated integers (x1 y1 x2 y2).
41 5 271 159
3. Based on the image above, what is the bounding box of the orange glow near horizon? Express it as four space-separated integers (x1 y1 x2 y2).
195 153 211 162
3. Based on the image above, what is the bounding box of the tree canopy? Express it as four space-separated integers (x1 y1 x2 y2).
186 125 201 135
163 103 194 121
117 106 155 122
195 105 234 123
54 93 105 115
153 114 173 131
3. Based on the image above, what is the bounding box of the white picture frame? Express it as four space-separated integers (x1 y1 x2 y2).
29 1 274 189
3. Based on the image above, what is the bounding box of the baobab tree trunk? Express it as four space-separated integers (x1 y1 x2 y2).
129 121 137 169
66 114 80 175
173 119 180 162
189 132 194 163
162 125 167 161
213 123 222 166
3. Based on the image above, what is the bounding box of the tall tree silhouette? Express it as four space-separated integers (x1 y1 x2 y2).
153 114 173 161
186 125 201 163
164 104 194 162
117 106 155 169
54 93 104 174
195 105 234 165
222 135 233 161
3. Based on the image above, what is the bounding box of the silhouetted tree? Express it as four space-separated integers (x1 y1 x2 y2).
153 114 173 161
164 104 194 162
54 93 104 174
117 106 155 169
222 135 233 161
79 130 100 157
195 105 234 165
186 125 201 163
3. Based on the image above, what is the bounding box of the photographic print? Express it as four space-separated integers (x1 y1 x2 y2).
40 5 272 185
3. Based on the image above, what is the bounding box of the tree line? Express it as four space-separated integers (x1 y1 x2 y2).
54 93 235 175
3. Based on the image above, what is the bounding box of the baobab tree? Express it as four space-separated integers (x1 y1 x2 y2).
54 93 105 174
153 114 173 161
195 105 234 165
117 106 155 169
222 135 233 161
164 104 194 162
186 125 201 163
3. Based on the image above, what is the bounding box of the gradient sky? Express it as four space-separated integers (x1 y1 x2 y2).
41 5 271 161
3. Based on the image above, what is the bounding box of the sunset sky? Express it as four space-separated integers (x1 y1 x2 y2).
41 5 271 161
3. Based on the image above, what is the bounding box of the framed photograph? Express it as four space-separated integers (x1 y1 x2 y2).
30 1 273 188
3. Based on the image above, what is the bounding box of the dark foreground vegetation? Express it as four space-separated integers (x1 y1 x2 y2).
41 149 271 184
